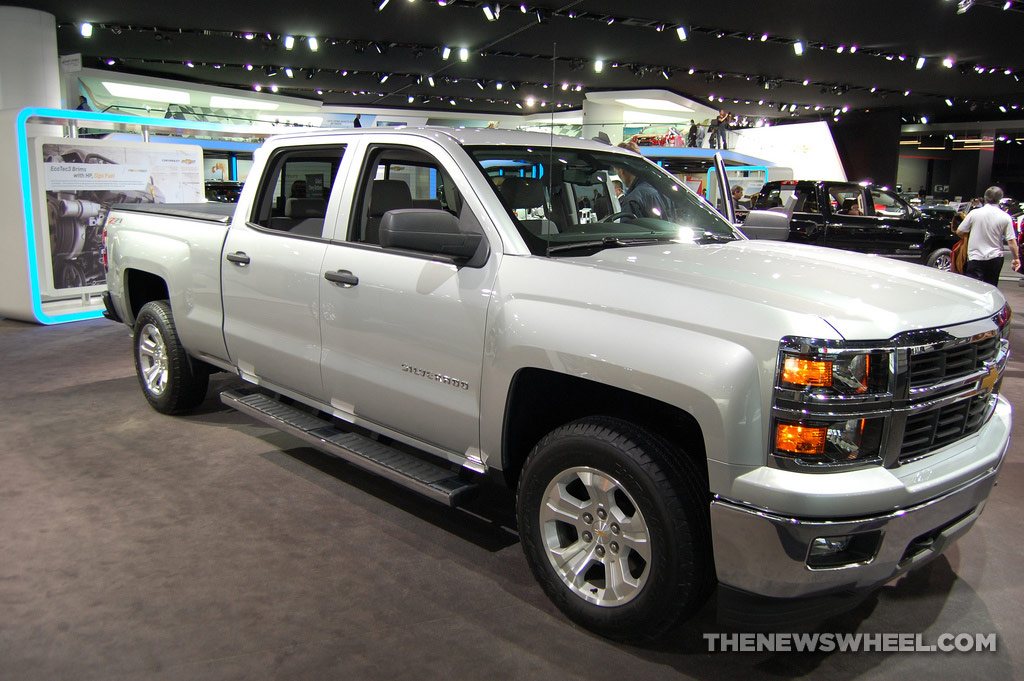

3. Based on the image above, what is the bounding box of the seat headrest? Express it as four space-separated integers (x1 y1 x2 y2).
285 197 326 218
500 177 546 209
369 180 413 217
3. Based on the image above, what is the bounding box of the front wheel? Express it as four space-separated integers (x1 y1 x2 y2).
133 300 209 414
517 417 713 642
926 247 952 271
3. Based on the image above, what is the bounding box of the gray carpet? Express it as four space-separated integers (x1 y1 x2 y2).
2 283 1022 681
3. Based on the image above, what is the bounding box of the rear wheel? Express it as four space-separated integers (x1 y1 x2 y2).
927 247 952 271
133 300 209 414
517 416 713 642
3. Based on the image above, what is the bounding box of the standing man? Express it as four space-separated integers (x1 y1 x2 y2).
956 186 1020 286
731 185 748 210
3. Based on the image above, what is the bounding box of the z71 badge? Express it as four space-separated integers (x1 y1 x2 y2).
402 364 470 390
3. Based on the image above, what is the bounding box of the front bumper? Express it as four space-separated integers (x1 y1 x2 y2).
711 396 1010 599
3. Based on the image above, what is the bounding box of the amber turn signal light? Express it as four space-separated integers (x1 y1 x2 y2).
775 423 827 455
781 357 832 387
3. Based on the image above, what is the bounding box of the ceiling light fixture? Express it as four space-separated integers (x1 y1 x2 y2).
308 37 318 51
285 67 294 78
594 59 604 73
483 5 495 20
377 0 390 10
916 56 926 69
284 35 295 50
943 57 954 68
761 33 768 41
945 98 954 106
270 84 279 92
442 46 451 60
80 22 93 38
676 26 687 41
793 41 804 55
459 47 469 61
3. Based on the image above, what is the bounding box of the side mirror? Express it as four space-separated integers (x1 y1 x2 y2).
379 209 486 263
739 209 791 241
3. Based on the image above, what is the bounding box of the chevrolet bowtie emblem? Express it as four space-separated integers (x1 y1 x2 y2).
979 364 1000 394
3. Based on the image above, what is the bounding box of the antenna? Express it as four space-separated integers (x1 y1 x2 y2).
546 42 557 255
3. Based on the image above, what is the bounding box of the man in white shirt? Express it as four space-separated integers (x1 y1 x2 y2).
956 185 1020 286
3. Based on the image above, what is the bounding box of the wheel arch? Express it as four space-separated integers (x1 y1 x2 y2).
123 269 169 324
499 368 708 490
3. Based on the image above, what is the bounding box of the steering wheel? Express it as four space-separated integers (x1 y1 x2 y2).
600 210 635 223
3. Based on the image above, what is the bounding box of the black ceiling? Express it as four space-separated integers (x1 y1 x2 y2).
10 0 1024 124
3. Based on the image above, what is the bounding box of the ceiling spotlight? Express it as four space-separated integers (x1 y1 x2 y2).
106 58 116 66
308 37 318 51
1000 105 1008 112
379 73 388 83
957 0 974 13
408 95 415 103
943 57 955 68
837 45 845 53
185 61 195 68
904 89 911 96
442 46 451 60
284 35 295 50
849 45 858 53
676 26 688 41
243 32 254 40
459 47 469 61
254 83 262 92
916 56 926 70
316 89 323 95
478 80 487 89
482 4 498 20
803 79 809 86
526 96 536 106
80 22 93 38
428 76 435 87
594 59 604 73
760 33 768 41
708 93 715 101
496 81 503 90
945 98 954 106
1005 1 1013 8
449 98 457 105
285 67 294 78
377 0 390 9
245 63 253 71
793 41 804 55
271 84 279 93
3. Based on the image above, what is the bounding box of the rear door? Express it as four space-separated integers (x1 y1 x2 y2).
221 143 348 400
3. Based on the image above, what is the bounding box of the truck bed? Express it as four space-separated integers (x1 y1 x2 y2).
111 202 235 224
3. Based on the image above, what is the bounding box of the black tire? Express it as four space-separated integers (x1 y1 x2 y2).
132 300 209 414
517 416 713 642
926 247 952 271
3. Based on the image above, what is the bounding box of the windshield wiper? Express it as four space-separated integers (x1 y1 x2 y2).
697 231 738 244
547 236 664 255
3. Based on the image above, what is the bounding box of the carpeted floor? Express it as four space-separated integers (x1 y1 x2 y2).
1 282 1022 681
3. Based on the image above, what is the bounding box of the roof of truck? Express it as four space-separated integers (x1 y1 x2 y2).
265 126 628 154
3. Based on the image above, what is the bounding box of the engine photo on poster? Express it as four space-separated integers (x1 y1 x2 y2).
39 141 203 290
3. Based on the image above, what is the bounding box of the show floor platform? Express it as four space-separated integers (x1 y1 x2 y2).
1 281 1023 681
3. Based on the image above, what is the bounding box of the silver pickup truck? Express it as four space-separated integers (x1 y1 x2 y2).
102 127 1012 641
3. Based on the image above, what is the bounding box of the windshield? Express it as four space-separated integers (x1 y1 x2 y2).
468 145 741 256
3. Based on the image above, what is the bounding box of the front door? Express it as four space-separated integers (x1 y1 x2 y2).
318 141 498 459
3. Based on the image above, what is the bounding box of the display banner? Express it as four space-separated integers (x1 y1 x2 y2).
34 138 203 293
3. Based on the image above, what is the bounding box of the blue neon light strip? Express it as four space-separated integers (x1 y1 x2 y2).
230 156 238 181
16 107 264 324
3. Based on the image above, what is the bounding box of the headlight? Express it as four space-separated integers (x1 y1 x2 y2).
773 339 894 470
773 417 885 466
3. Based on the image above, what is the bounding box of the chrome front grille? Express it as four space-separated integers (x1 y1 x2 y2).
909 335 1000 389
899 395 992 462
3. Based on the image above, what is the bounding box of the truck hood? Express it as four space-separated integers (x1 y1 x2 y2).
583 239 1005 340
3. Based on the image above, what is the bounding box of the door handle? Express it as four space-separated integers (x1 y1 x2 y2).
325 269 359 286
226 251 251 265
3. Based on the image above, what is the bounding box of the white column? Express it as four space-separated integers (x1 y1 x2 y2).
0 6 62 110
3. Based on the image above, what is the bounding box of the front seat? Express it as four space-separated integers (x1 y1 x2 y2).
365 179 413 244
500 176 557 235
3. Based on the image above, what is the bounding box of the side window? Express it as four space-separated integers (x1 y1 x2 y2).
870 189 910 218
249 145 346 238
828 186 866 216
350 146 463 245
791 185 820 214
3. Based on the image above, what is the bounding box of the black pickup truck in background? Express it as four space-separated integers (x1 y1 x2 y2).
741 180 958 270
